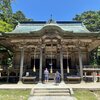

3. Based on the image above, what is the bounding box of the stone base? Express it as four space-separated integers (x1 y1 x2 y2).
17 81 23 84
80 80 85 84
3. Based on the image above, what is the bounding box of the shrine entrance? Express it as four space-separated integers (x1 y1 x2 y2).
63 58 71 75
63 58 78 75
31 58 40 70
30 58 40 78
45 59 57 73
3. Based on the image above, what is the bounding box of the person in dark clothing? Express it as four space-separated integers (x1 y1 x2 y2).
55 71 61 83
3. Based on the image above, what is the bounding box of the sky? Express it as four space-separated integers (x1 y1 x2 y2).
11 0 100 21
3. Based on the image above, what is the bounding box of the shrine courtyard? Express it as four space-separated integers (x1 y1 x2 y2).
0 82 100 100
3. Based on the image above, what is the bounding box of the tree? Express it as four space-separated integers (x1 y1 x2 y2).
0 20 13 32
0 1 33 31
73 11 100 32
12 11 32 22
73 11 100 65
0 0 12 23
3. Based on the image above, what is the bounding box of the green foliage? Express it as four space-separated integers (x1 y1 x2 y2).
13 11 32 22
89 47 100 65
0 0 12 23
0 1 33 32
0 20 13 32
0 45 13 65
74 11 100 65
0 1 33 66
73 11 100 32
12 11 33 27
0 89 30 100
74 90 97 100
94 91 100 99
0 89 99 100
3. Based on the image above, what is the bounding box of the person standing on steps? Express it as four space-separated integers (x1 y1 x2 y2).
44 68 49 83
55 71 61 84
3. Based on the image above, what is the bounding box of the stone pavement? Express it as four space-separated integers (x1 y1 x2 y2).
28 96 77 100
0 82 100 89
0 82 100 100
68 82 100 90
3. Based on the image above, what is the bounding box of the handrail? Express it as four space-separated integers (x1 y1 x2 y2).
83 65 100 68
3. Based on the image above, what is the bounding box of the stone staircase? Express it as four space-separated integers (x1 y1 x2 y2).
28 83 76 100
31 88 71 96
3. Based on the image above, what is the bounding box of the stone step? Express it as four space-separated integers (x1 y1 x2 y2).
31 88 71 96
32 92 70 96
34 89 69 93
34 88 70 90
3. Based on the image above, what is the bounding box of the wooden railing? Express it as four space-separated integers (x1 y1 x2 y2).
83 65 100 68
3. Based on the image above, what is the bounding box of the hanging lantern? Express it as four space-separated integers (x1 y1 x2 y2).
33 65 36 72
50 66 53 73
67 66 69 73
0 65 3 77
50 43 53 73
67 48 70 73
33 47 36 72
50 63 53 73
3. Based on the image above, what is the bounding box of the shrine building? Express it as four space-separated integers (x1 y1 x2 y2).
0 19 100 83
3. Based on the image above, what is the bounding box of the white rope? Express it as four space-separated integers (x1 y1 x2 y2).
50 43 53 73
67 48 69 73
33 47 36 72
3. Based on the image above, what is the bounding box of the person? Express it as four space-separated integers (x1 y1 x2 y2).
44 68 49 83
55 71 61 83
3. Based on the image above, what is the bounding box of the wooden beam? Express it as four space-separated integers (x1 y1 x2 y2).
88 40 100 52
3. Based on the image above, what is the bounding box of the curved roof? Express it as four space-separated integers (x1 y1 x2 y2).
9 21 90 34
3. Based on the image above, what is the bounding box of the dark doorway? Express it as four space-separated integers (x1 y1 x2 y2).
31 58 40 69
63 58 71 76
31 58 40 81
63 58 77 76
63 58 71 69
45 59 57 72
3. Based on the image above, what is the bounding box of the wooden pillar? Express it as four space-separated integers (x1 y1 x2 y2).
78 48 83 81
39 47 43 83
60 48 64 82
19 47 24 81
